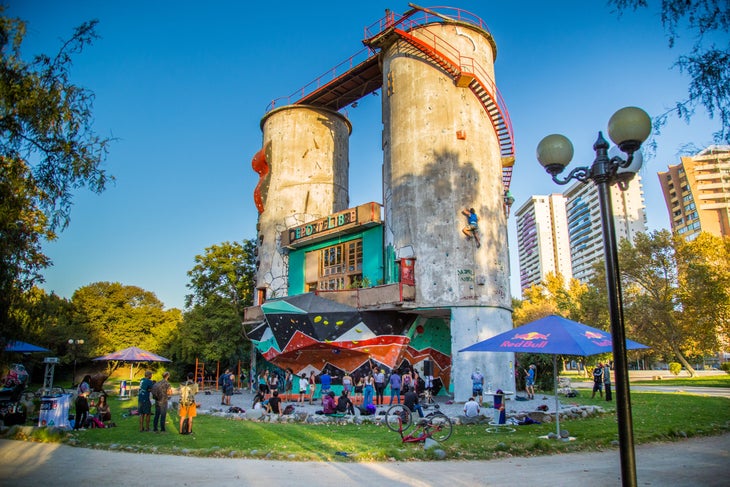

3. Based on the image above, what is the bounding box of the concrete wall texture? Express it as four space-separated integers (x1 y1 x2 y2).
381 23 514 400
257 106 351 299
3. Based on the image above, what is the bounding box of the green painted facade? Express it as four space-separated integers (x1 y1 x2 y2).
287 225 384 295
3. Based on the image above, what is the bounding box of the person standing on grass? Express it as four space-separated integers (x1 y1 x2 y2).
603 363 612 401
591 363 604 399
152 372 172 432
73 374 92 430
138 370 154 432
179 372 198 434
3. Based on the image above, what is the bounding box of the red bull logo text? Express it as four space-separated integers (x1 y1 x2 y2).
584 331 604 339
584 330 612 346
501 331 550 348
513 332 549 341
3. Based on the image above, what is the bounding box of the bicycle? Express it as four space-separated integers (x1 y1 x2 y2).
385 403 453 442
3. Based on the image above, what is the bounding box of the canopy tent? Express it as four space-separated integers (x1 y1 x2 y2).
459 315 649 437
92 346 171 380
4 340 51 353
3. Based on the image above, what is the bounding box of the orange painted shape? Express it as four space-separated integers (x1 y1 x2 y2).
251 147 268 214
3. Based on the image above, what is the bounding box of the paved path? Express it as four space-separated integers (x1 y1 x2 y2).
1 434 728 486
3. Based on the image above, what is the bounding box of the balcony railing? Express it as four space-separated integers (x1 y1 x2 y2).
242 281 416 325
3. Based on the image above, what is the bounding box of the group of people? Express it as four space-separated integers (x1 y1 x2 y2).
591 362 613 401
72 374 111 430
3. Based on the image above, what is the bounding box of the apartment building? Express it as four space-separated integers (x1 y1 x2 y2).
658 145 730 241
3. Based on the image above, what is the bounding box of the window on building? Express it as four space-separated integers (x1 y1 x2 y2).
306 239 363 291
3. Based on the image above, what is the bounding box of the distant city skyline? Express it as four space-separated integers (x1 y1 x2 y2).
8 1 722 309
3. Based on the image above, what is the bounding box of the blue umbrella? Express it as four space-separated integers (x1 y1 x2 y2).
459 315 649 438
459 315 649 355
4 340 51 353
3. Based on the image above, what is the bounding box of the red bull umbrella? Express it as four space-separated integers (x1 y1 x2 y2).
459 314 649 439
458 314 648 356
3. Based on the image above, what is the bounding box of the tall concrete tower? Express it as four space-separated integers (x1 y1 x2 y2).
254 106 351 301
379 20 515 400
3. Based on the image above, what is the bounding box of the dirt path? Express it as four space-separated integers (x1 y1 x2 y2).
1 434 728 486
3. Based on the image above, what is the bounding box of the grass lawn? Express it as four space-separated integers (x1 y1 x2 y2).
632 375 730 388
6 389 729 462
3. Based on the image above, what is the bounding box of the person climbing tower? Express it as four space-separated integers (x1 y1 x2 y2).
462 207 481 248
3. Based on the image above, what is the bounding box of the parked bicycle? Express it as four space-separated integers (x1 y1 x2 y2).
385 403 452 442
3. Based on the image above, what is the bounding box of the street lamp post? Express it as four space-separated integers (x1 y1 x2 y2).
68 338 85 386
536 107 652 487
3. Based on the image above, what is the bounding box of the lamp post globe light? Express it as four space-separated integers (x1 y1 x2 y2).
536 106 651 487
68 338 85 386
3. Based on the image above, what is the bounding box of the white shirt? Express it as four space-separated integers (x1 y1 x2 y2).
464 399 481 417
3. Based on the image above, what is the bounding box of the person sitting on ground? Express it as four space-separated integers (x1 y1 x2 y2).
336 390 355 415
403 389 424 418
463 396 481 418
252 390 265 409
319 391 337 415
267 390 282 415
95 393 112 422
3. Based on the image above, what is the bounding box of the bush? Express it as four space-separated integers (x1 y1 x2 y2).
669 362 682 376
721 363 730 374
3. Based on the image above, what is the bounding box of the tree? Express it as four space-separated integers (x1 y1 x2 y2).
169 297 244 365
176 240 257 365
185 240 257 320
0 11 111 349
609 1 730 143
617 230 729 376
513 273 588 326
675 233 730 351
71 282 181 373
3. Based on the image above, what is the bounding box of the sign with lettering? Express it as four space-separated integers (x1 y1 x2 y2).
289 209 357 243
281 202 381 249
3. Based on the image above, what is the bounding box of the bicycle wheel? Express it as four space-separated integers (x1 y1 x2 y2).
426 412 453 442
385 404 412 432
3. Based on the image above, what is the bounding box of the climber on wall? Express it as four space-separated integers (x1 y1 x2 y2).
462 208 481 248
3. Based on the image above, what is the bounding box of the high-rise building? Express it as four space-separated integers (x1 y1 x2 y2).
515 194 572 292
565 175 647 283
658 145 730 241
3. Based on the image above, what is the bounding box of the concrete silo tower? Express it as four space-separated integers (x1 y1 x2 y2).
374 14 516 400
253 105 351 302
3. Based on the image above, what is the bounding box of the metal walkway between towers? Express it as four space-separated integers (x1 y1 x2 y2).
265 5 515 192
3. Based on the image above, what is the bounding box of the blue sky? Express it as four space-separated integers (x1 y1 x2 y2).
7 1 720 310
